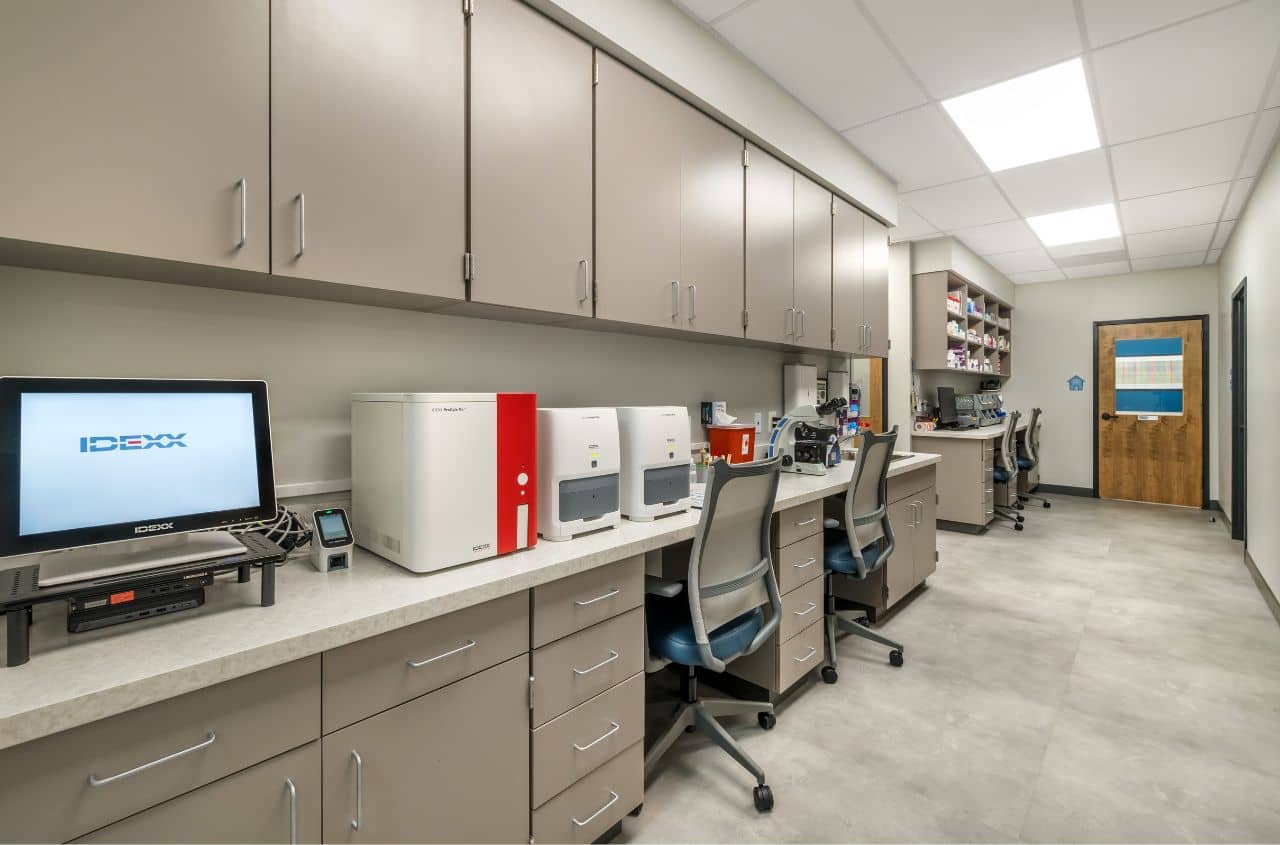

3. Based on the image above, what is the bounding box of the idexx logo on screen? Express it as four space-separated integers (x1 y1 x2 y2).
78 433 188 452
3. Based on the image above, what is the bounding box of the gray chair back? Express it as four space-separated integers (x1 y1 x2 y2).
999 410 1022 477
1020 407 1042 467
840 426 899 580
685 457 784 673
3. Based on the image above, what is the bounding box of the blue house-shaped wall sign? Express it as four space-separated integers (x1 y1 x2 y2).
1068 375 1085 392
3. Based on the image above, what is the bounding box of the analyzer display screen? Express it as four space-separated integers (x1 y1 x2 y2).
315 511 351 544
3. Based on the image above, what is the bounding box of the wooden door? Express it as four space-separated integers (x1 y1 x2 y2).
594 53 682 330
792 175 833 350
470 0 593 317
0 1 269 271
832 197 865 353
863 216 890 357
1097 318 1205 507
744 145 795 344
885 498 917 606
271 0 464 298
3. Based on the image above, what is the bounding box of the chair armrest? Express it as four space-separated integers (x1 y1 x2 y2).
645 574 683 598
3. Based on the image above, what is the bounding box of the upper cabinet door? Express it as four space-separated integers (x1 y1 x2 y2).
863 215 890 357
680 107 746 339
594 53 682 330
792 175 833 350
744 146 795 345
831 197 865 354
0 1 268 270
471 0 593 317
271 0 464 299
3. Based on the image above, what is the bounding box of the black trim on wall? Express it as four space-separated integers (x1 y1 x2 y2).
1091 314 1211 508
1231 278 1247 543
1037 483 1094 498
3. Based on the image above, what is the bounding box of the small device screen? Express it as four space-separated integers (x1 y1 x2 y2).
937 386 958 425
315 510 351 545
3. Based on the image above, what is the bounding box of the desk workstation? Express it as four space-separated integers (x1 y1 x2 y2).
912 418 1029 533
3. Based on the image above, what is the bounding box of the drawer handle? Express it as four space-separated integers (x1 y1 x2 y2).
573 721 621 751
575 586 621 607
793 557 817 569
795 517 818 527
350 750 364 831
985 488 994 494
573 650 620 676
793 602 818 617
407 639 476 668
285 778 297 845
793 646 818 663
572 790 620 827
87 730 217 787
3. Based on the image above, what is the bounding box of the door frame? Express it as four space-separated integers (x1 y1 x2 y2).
1091 314 1210 508
1231 279 1247 542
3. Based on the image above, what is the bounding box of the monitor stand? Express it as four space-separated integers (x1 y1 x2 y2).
35 531 248 587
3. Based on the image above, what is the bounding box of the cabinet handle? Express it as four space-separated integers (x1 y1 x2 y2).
350 750 364 831
573 721 621 752
867 325 872 350
295 192 306 259
234 178 247 250
688 283 697 321
671 281 680 318
797 309 807 338
795 517 817 527
794 556 817 569
285 778 297 845
87 730 216 787
573 650 620 676
793 601 818 617
786 306 796 336
793 646 818 663
985 488 994 494
575 587 620 607
407 639 476 668
579 258 590 304
572 790 620 827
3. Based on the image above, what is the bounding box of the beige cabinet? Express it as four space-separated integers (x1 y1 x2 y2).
0 1 269 270
270 0 464 299
744 145 797 345
832 197 865 354
863 215 891 357
470 0 593 317
792 174 833 349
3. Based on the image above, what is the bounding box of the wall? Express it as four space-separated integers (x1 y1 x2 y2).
1001 265 1220 495
0 266 849 494
1218 126 1280 596
888 243 913 449
910 237 1016 304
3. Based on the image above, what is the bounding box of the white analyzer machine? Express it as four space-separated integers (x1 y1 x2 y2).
537 407 621 541
616 406 691 521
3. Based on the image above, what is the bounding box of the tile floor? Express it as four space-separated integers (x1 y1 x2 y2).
621 495 1280 843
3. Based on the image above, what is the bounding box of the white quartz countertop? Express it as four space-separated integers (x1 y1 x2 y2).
0 452 939 751
912 419 1028 440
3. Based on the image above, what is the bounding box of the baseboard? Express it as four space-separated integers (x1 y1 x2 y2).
1036 484 1094 498
1243 549 1280 629
277 478 351 499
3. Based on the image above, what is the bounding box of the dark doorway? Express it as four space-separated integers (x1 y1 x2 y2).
1231 279 1247 543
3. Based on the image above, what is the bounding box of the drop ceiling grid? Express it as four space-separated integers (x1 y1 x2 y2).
674 0 1280 280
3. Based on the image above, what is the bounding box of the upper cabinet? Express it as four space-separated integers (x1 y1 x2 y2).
832 197 865 354
792 174 833 349
470 0 593 317
863 216 890 357
595 55 744 338
271 0 464 299
744 146 796 345
0 1 269 270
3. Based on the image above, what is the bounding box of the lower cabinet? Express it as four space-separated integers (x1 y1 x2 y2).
75 743 321 844
531 742 643 845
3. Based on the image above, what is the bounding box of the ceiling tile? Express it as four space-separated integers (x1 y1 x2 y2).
994 149 1115 217
950 219 1042 256
1048 236 1125 259
673 0 748 22
1109 115 1253 199
1080 0 1238 48
889 206 940 243
1207 248 1223 264
1064 260 1133 278
1222 178 1256 220
843 105 986 191
899 176 1017 231
715 0 927 130
1009 268 1067 284
1239 108 1280 177
1118 182 1231 233
1131 252 1207 271
1090 1 1280 143
987 247 1057 274
1211 220 1237 250
1125 223 1216 258
860 0 1080 100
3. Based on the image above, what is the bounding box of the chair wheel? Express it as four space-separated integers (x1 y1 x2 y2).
855 617 871 627
821 666 838 684
757 711 776 731
1014 523 1024 531
753 785 774 812
889 649 904 667
1044 501 1051 508
1015 515 1025 523
685 724 696 733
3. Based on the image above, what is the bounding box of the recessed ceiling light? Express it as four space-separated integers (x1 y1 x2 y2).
1026 203 1121 247
942 58 1100 172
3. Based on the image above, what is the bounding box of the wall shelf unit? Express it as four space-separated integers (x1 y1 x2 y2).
914 270 1013 378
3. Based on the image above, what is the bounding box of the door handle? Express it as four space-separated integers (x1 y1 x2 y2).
349 750 364 831
1101 412 1115 421
671 281 680 318
688 283 697 322
234 178 247 250
578 258 590 304
284 778 298 845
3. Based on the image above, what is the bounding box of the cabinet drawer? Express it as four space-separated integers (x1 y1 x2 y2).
75 742 320 844
771 499 823 547
532 607 644 727
776 618 823 692
778 576 824 644
887 466 934 504
531 672 644 807
773 530 823 594
323 590 528 732
533 556 644 648
532 741 642 845
0 657 320 845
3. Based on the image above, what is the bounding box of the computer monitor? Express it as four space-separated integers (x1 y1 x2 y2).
936 386 958 427
0 378 277 560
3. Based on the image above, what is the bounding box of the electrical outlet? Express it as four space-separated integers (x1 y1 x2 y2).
753 412 763 433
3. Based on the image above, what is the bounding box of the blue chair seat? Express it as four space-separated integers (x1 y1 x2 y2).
1017 458 1033 470
647 596 764 669
823 527 883 575
994 468 1011 483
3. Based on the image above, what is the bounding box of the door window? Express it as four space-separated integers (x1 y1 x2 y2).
1114 337 1183 416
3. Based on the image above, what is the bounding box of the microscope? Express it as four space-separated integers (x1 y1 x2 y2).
767 397 847 475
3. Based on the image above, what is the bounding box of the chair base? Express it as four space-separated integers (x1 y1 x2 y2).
992 506 1024 530
823 589 904 675
1019 492 1051 508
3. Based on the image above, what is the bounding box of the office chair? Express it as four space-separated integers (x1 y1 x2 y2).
645 457 783 813
1017 407 1051 509
820 426 905 685
992 410 1024 530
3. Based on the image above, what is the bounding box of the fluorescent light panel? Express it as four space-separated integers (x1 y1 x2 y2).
942 58 1100 172
1026 203 1121 247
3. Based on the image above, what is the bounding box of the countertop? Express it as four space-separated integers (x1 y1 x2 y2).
912 419 1028 441
0 452 940 751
